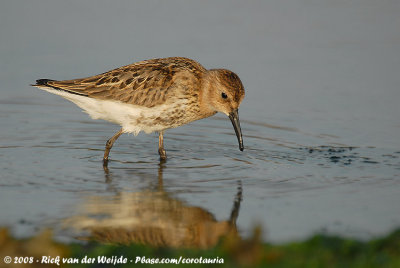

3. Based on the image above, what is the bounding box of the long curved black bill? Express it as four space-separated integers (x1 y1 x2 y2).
228 109 244 151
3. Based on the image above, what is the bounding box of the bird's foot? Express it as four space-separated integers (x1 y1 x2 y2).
103 157 109 167
158 148 167 161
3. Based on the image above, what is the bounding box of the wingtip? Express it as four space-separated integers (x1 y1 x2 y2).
31 78 88 97
34 79 55 86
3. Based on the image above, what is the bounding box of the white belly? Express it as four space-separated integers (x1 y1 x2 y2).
38 87 184 135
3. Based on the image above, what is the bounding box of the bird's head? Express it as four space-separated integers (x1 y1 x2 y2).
204 69 245 151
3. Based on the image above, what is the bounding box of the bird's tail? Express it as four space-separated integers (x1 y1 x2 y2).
31 79 56 88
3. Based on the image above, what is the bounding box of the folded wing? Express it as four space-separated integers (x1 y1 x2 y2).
35 57 205 108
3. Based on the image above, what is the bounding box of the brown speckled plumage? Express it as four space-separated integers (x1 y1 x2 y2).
44 57 206 108
33 57 245 164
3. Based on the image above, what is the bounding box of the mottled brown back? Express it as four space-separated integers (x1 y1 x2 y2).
44 57 206 108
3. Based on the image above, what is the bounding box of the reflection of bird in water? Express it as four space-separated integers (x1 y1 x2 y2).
32 57 245 165
66 164 242 249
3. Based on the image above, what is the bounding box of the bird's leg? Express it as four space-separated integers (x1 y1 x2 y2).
158 131 167 161
103 128 123 166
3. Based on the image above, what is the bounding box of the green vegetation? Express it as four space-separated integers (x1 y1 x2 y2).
1 227 399 267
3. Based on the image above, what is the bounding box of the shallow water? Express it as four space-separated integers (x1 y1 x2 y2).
1 1 400 245
1 97 399 244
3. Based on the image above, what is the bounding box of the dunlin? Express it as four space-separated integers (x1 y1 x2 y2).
32 57 245 165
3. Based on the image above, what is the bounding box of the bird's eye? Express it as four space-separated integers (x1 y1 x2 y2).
221 92 228 99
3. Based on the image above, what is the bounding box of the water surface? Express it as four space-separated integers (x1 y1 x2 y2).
0 1 399 245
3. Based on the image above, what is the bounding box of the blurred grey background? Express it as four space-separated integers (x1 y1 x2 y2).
1 0 399 147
